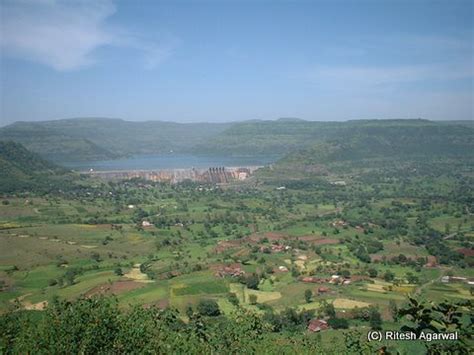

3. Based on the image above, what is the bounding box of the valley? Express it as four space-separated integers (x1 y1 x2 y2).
1 119 473 353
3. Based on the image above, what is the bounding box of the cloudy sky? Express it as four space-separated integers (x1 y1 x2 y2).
0 0 472 125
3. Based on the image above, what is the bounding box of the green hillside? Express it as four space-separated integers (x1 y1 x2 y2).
0 118 231 162
0 141 70 193
1 118 472 163
195 118 474 158
281 122 474 165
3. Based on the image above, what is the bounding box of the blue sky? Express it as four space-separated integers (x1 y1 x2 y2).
0 0 472 125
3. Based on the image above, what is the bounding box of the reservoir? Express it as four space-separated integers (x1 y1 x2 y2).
62 153 278 172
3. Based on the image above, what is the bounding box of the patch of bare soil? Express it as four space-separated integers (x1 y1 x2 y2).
85 280 147 297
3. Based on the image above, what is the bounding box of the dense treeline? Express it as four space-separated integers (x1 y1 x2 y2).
1 296 471 354
0 297 338 354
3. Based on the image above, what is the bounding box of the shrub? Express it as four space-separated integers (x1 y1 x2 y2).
197 299 221 317
328 317 349 329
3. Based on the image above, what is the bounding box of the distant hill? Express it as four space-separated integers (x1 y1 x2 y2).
1 117 472 164
193 118 461 156
0 141 69 193
264 121 474 178
0 118 231 162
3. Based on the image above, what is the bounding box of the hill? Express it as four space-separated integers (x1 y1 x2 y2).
1 118 472 163
282 122 474 165
0 118 231 162
253 120 474 182
194 118 473 157
0 141 70 193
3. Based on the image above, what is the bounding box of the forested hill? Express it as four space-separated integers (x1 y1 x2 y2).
0 141 70 193
278 122 474 166
194 118 474 157
0 117 472 162
0 118 231 162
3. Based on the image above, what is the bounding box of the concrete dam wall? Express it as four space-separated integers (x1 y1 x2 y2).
87 166 261 184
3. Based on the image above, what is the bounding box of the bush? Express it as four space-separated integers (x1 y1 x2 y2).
368 268 378 278
245 274 260 290
249 294 258 305
328 317 349 329
227 292 239 306
197 299 221 317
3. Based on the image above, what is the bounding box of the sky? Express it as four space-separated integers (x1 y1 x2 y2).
0 0 472 125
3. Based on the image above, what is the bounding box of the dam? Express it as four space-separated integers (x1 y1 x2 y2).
86 166 262 184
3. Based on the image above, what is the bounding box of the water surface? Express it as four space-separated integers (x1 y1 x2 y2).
63 154 278 171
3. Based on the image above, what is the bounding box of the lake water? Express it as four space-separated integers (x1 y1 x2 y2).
62 154 278 171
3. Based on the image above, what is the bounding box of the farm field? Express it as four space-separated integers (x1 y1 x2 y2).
1 170 472 318
1 144 473 353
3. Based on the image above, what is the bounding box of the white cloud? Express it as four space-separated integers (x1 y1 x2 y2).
0 0 174 71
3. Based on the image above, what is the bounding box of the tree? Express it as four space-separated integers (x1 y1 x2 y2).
405 272 419 284
389 300 398 321
114 267 123 276
64 268 79 285
368 268 378 278
185 304 194 318
444 223 451 235
383 271 395 282
327 318 348 329
227 292 239 306
397 297 472 354
369 307 382 330
304 289 313 303
248 294 258 305
320 301 336 318
197 299 221 317
245 274 260 290
340 270 351 278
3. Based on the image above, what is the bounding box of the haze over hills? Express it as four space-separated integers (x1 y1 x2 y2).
0 117 472 163
0 118 232 161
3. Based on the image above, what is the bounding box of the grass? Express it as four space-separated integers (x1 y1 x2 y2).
333 298 371 309
172 280 228 296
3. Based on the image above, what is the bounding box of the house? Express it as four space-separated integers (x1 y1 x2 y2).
331 220 348 228
142 221 153 227
271 244 286 252
424 255 438 268
301 276 327 283
215 264 245 278
318 286 329 294
308 319 329 332
441 276 450 283
278 266 289 272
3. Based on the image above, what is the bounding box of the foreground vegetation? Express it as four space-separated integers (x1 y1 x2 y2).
1 296 471 354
